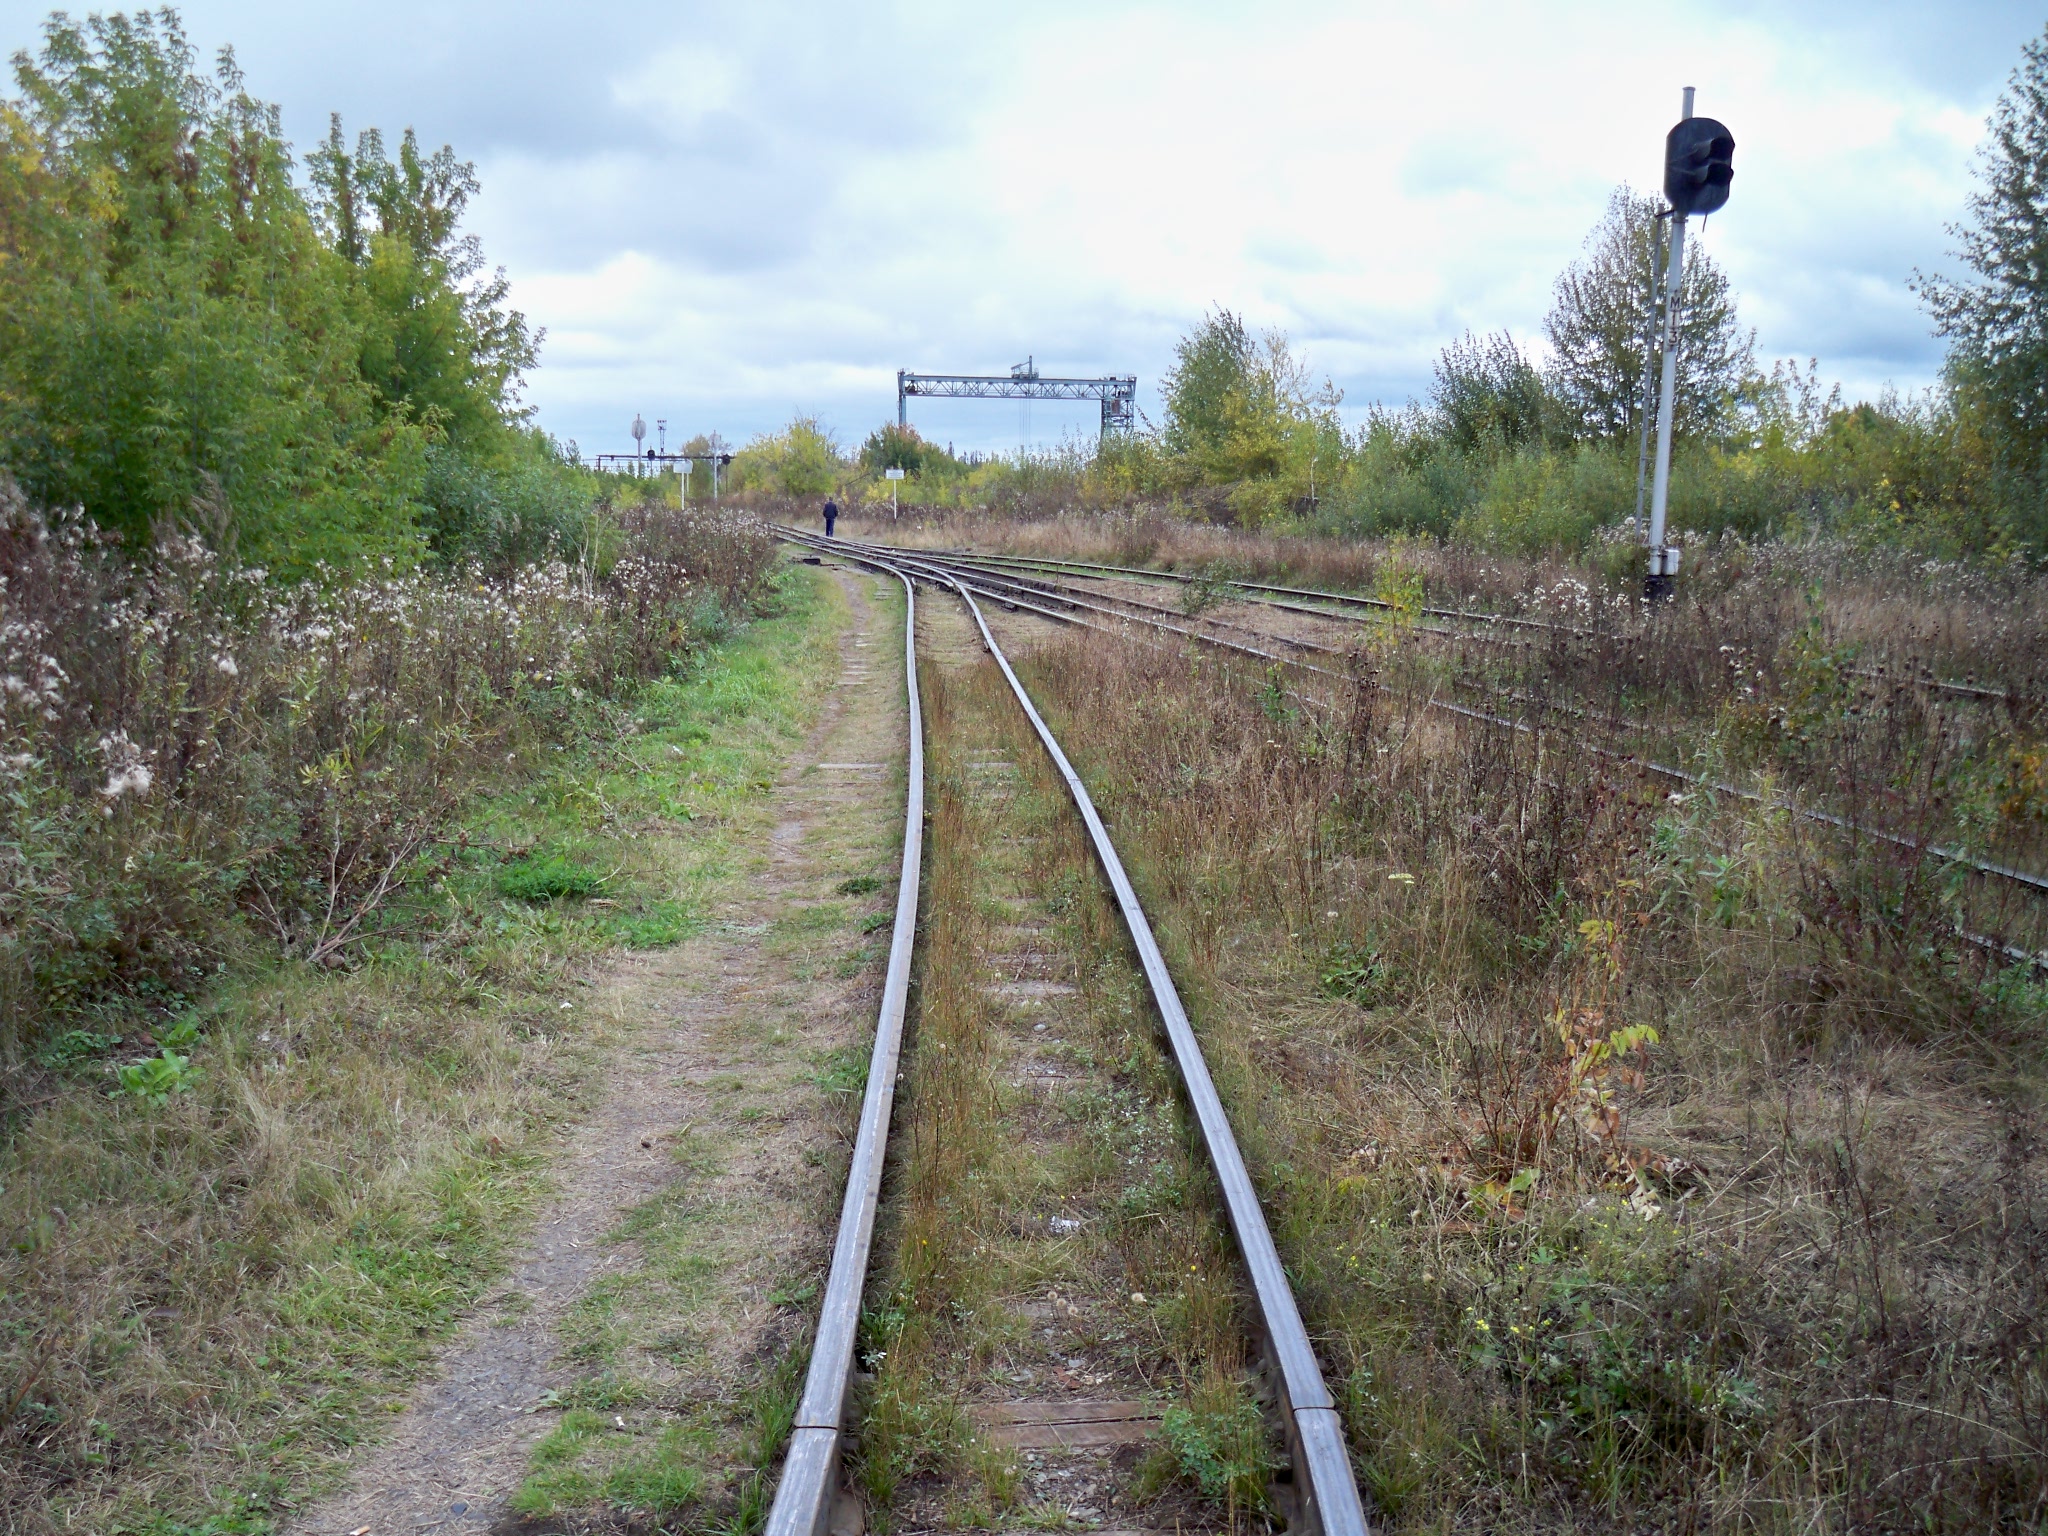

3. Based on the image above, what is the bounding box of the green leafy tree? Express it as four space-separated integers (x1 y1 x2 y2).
1430 331 1552 452
732 415 843 498
1161 308 1259 465
0 10 421 565
1918 24 2048 548
859 422 958 477
1545 186 1753 442
307 117 539 449
1160 308 1341 492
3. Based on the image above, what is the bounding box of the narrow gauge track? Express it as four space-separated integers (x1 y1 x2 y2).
766 538 1374 1536
792 532 2048 978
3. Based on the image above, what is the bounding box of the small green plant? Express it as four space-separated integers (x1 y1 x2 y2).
35 1029 117 1069
812 1044 869 1098
854 1370 965 1509
1158 1382 1276 1512
835 941 885 978
835 874 884 896
1179 564 1237 617
499 852 607 902
598 900 699 947
116 1017 203 1101
1320 940 1390 1004
687 593 734 644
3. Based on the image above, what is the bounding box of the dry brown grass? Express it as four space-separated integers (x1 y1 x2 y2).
832 504 2048 946
1010 621 2048 1533
835 503 2048 691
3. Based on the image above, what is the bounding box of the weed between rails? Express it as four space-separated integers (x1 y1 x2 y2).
855 653 1270 1533
1018 627 2048 1533
0 566 843 1535
855 662 1005 1513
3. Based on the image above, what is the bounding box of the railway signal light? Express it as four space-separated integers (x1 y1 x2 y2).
1644 89 1735 601
1664 115 1735 218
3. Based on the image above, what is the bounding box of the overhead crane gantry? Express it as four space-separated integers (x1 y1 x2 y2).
897 356 1138 438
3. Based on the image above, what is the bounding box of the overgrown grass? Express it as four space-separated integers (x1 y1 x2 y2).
1015 619 2048 1533
859 508 2048 947
0 561 841 1535
0 484 778 1063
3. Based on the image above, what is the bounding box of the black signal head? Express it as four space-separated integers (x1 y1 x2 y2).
1665 115 1735 217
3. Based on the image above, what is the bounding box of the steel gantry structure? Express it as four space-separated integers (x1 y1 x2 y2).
897 357 1138 438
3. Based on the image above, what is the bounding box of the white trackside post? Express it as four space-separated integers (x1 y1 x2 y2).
1647 86 1694 598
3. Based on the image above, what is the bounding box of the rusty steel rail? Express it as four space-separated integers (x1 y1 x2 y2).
765 554 924 1536
898 546 1356 658
792 530 1344 706
865 539 2048 906
885 543 2048 708
919 546 1492 644
900 542 1591 635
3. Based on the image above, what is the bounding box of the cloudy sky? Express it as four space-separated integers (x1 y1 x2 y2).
3 1 2040 457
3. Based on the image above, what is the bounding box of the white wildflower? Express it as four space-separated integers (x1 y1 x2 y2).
101 763 153 800
96 731 154 801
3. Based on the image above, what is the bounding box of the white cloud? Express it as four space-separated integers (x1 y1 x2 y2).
479 0 2016 453
9 0 2035 453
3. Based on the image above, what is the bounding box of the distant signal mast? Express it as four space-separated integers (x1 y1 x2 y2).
897 357 1138 439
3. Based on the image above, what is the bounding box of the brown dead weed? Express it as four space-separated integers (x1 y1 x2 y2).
1011 622 2048 1533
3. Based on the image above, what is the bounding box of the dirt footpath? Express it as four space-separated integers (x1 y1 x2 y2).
288 566 908 1535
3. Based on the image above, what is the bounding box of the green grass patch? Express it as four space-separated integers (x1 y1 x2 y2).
597 899 704 948
498 852 608 902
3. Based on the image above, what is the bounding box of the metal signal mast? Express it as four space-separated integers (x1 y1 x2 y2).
897 357 1138 438
1643 86 1735 600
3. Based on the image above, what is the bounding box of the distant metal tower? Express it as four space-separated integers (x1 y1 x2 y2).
897 357 1138 439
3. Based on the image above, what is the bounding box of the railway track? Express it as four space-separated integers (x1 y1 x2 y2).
766 538 1374 1536
901 545 2048 710
789 531 2047 980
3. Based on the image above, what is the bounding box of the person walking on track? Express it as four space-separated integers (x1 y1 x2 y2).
823 496 839 538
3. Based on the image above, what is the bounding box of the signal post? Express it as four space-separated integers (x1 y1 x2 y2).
1646 88 1735 600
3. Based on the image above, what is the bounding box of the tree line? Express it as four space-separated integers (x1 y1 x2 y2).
747 31 2048 564
0 9 588 573
782 173 1998 559
10 10 2048 568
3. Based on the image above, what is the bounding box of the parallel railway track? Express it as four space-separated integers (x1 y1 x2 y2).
900 544 2048 710
791 531 2048 976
